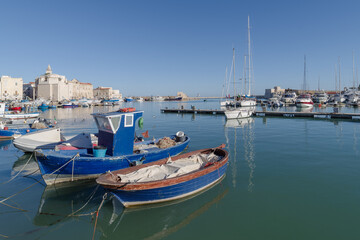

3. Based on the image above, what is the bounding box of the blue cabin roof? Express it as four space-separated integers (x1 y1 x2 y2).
92 110 144 156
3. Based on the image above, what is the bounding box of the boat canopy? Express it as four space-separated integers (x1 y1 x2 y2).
92 110 144 156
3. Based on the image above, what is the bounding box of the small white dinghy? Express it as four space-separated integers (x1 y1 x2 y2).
13 128 63 152
13 128 97 152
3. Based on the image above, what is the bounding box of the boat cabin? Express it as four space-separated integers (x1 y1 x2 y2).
92 109 144 156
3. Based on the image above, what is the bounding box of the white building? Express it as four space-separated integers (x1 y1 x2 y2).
0 75 23 100
94 87 122 99
35 65 93 101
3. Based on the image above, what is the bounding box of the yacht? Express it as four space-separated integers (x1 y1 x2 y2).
281 92 297 104
295 94 313 108
312 92 328 104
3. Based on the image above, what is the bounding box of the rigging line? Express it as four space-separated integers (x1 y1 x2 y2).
0 201 27 212
0 152 34 185
0 153 80 204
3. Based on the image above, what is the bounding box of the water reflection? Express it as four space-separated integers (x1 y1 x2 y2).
12 153 39 176
0 140 12 150
97 184 228 240
295 107 314 113
225 118 255 191
34 181 104 227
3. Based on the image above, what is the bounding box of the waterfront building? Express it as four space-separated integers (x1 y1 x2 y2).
35 65 93 101
94 86 122 99
0 75 23 100
265 86 285 99
68 79 93 99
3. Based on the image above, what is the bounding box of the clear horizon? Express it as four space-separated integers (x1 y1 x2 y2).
1 0 360 97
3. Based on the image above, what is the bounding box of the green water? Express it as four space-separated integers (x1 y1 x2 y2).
0 101 359 239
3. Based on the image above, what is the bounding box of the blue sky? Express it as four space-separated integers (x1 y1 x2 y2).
1 0 360 96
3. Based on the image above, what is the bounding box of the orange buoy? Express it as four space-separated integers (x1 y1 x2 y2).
119 107 136 113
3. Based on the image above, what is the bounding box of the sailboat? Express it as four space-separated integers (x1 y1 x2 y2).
295 55 314 108
224 17 255 119
239 16 256 107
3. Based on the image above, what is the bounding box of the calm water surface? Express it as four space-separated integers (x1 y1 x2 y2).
0 100 359 239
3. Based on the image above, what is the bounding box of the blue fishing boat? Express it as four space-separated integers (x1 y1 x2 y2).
38 103 49 110
96 145 228 207
35 109 190 185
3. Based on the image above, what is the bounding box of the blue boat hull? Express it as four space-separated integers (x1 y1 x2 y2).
111 163 227 207
35 137 190 185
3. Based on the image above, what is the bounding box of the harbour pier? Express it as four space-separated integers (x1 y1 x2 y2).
161 107 360 120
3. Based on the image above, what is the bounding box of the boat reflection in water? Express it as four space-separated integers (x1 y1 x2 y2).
33 181 105 227
97 183 228 240
296 106 314 113
12 153 39 176
33 178 227 240
225 117 255 191
0 140 12 150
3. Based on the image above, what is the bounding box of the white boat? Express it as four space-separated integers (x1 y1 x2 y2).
296 94 314 108
13 127 97 152
281 92 297 104
239 98 257 107
151 96 164 101
0 103 40 120
13 128 63 152
312 92 329 103
224 107 255 119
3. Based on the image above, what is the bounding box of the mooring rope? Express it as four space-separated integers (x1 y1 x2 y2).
92 193 107 240
0 152 34 185
0 152 80 204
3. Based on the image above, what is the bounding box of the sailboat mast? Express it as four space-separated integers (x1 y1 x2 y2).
303 55 307 92
248 15 251 96
335 64 337 92
353 51 355 89
233 48 236 99
338 57 341 96
244 55 247 97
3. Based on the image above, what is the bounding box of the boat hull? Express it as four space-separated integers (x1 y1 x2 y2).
2 112 40 120
113 170 226 207
35 137 190 185
97 147 228 207
224 108 254 119
239 99 256 107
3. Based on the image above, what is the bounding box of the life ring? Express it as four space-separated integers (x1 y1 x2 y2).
119 107 136 113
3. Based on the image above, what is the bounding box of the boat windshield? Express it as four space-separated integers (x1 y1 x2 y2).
94 115 122 134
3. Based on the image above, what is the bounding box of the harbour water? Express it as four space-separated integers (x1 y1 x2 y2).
1 100 360 239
